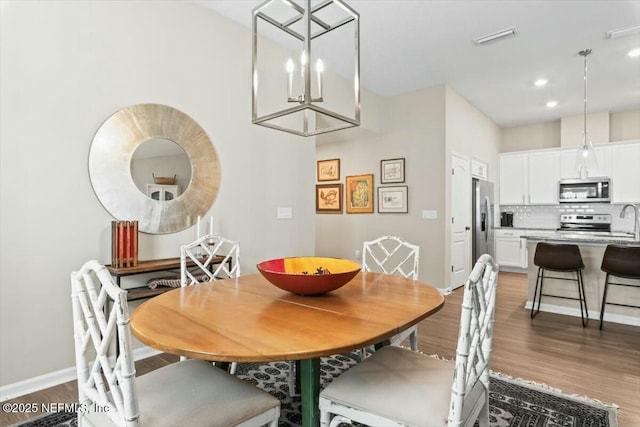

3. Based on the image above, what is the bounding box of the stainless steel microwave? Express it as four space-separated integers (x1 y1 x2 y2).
558 178 611 203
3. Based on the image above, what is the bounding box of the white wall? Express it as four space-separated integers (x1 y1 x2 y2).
444 87 502 278
501 121 561 152
315 85 502 289
0 1 315 387
610 109 640 142
501 109 640 152
561 111 610 147
316 86 448 288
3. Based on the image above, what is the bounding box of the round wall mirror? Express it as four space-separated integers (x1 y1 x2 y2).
130 138 192 200
89 104 220 234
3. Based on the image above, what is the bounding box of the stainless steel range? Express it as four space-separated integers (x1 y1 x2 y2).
559 214 611 233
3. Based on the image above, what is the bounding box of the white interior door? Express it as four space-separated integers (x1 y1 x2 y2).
450 154 470 289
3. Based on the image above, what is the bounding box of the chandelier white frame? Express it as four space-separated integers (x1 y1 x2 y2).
252 0 360 137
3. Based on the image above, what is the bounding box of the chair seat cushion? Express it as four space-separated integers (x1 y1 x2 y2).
320 346 454 427
135 359 279 426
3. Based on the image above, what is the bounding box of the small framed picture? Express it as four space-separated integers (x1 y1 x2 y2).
378 186 408 213
380 158 405 183
317 158 340 181
316 183 343 213
345 174 374 214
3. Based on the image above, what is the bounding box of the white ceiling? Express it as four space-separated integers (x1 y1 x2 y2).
193 0 640 128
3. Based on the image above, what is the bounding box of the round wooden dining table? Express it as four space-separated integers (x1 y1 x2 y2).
130 271 445 427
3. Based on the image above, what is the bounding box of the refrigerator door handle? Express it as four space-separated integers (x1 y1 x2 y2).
484 196 491 243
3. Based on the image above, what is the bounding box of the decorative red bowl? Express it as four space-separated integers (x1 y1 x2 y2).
257 257 360 295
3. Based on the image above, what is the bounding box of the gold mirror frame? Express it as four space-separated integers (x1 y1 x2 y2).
89 104 220 234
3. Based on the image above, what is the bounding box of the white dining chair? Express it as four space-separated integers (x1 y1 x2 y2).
319 254 499 427
362 235 420 353
180 234 240 286
180 234 241 372
71 260 280 427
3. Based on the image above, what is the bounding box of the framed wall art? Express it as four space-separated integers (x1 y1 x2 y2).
378 186 408 213
317 158 340 181
345 174 374 214
316 183 343 213
380 158 405 183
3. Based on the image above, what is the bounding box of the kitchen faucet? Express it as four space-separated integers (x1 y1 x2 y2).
620 203 640 240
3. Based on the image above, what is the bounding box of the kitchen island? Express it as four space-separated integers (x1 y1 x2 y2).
524 232 640 326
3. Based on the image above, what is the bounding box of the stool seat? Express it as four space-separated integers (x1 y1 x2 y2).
534 243 584 271
601 245 640 279
531 243 587 327
599 245 640 330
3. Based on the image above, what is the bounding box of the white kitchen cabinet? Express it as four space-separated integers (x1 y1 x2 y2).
611 142 640 203
147 184 181 201
560 146 611 179
494 229 527 268
499 153 527 204
499 151 558 205
528 151 559 204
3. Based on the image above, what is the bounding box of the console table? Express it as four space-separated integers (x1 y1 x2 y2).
107 256 230 301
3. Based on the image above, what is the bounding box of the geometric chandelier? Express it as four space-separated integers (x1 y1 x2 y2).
252 0 360 137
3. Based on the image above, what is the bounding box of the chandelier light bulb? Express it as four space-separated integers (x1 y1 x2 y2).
286 59 294 73
315 59 324 100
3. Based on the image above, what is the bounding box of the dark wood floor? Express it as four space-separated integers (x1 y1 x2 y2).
419 272 640 426
2 272 638 426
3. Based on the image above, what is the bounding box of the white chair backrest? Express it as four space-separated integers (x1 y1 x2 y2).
448 254 499 426
362 235 419 279
71 260 139 427
180 234 240 286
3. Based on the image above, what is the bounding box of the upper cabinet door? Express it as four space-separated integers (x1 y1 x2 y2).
611 142 640 203
499 153 527 205
528 151 559 204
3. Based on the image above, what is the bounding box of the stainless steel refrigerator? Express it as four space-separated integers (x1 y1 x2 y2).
472 178 495 262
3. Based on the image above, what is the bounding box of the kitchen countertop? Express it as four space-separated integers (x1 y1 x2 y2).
525 231 640 246
494 227 557 231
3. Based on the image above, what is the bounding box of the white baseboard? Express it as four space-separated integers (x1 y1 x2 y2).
524 300 640 327
0 347 162 402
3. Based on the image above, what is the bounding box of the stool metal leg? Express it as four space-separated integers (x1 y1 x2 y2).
531 267 544 318
599 273 610 330
576 270 588 327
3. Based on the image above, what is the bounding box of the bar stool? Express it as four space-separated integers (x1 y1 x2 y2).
599 245 640 330
530 242 588 327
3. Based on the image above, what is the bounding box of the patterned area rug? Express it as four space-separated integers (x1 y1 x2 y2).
16 353 617 427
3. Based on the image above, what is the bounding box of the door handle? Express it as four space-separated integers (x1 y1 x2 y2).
465 226 471 231
484 196 491 243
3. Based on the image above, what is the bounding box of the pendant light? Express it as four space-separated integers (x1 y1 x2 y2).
575 49 598 178
251 0 360 137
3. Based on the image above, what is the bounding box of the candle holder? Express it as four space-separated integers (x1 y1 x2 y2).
111 220 138 268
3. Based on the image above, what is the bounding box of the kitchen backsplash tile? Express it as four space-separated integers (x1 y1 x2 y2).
499 204 637 232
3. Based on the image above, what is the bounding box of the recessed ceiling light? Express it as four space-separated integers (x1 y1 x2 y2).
473 27 517 45
534 78 548 87
546 100 558 108
628 48 640 57
606 25 640 39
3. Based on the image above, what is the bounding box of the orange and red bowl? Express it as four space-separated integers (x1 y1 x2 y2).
257 257 360 295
